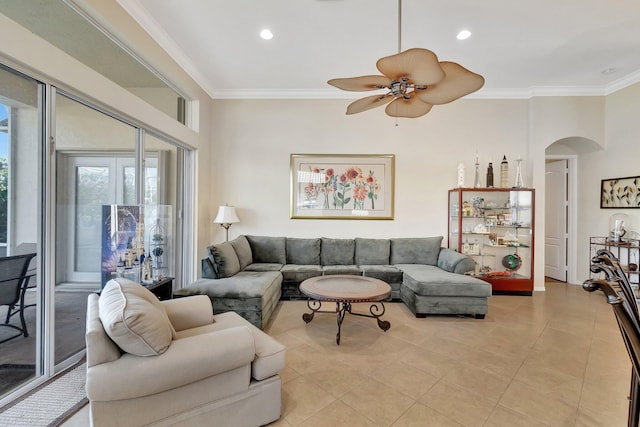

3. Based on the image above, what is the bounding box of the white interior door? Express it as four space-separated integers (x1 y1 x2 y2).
545 160 568 281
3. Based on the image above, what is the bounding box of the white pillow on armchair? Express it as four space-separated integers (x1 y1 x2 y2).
98 278 174 356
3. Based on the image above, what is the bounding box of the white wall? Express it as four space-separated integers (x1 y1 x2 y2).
529 95 606 288
209 98 533 254
210 92 640 290
574 83 640 282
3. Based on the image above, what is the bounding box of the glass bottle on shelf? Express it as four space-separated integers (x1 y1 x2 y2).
149 218 166 273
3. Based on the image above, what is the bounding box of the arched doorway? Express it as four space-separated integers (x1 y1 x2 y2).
545 137 602 283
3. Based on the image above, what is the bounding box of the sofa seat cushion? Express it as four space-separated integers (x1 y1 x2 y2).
280 264 323 282
360 265 403 283
398 264 491 297
286 238 321 265
322 265 362 275
390 237 443 265
98 278 173 357
244 263 283 272
355 238 390 265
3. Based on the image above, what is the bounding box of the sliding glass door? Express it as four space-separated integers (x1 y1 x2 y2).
0 66 43 399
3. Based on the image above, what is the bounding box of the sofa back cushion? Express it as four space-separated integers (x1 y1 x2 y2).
355 238 390 265
208 242 241 278
321 238 355 265
246 235 286 264
286 238 321 265
98 278 173 356
390 237 443 265
229 235 253 270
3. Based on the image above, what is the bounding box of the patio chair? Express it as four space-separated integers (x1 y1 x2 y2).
0 253 37 344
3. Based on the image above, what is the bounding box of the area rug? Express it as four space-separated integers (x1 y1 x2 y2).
0 362 87 426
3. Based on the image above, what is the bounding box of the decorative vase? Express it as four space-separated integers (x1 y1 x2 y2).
486 163 494 188
514 158 524 188
500 155 508 188
457 163 465 188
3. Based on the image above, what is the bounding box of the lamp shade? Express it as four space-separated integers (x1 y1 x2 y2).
214 205 240 224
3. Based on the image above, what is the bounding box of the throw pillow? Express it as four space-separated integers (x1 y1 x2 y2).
229 235 253 270
209 241 241 278
98 278 173 356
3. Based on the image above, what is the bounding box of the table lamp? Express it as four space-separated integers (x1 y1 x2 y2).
214 205 240 241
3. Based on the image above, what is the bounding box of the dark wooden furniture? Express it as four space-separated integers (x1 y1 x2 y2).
143 277 174 300
448 188 535 295
300 275 391 345
585 250 640 427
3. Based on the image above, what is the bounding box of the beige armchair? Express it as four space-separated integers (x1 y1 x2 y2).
86 278 285 427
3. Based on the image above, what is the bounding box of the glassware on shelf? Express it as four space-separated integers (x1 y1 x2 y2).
514 158 524 188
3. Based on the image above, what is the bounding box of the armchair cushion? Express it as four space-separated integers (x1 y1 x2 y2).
161 295 214 332
87 325 256 401
98 278 173 357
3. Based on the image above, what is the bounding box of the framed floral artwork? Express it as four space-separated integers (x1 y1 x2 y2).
290 154 395 219
601 176 640 208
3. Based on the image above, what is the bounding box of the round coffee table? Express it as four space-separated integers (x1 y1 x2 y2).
299 275 391 345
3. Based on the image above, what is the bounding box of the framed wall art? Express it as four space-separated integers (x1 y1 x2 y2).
601 176 640 208
290 154 395 219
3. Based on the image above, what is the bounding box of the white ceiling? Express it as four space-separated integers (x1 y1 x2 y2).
119 0 640 99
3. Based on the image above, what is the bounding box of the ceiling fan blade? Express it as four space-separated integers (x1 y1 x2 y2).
345 94 394 115
385 95 433 118
327 75 392 92
376 48 445 85
415 62 485 105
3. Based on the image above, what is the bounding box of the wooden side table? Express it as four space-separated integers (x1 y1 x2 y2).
144 277 174 300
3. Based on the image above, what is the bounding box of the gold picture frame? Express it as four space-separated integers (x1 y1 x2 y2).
290 154 395 219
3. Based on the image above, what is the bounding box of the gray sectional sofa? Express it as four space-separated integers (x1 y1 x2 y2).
174 235 492 329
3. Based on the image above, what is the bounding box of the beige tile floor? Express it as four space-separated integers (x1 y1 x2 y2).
65 280 632 426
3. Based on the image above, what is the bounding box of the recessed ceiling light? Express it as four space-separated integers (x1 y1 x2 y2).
456 30 471 40
260 29 273 40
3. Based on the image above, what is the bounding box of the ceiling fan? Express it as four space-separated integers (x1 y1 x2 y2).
327 1 485 118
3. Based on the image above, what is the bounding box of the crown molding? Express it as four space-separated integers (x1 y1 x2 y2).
116 0 218 98
605 69 640 95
